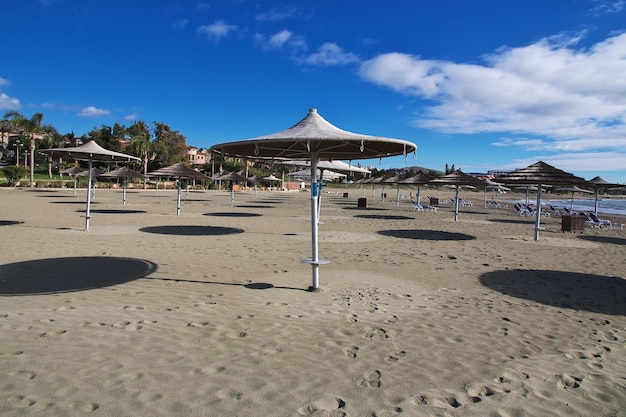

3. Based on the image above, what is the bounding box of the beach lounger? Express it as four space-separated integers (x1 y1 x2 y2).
589 212 613 229
411 200 424 212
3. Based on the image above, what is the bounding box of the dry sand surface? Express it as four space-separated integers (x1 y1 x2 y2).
1 186 625 417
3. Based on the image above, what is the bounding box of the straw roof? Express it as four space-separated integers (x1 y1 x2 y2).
496 161 585 186
148 163 210 180
210 108 417 161
99 166 147 179
429 170 485 187
399 173 430 184
40 140 140 163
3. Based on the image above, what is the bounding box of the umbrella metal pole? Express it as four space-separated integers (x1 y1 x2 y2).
396 184 400 207
417 186 421 205
85 159 93 231
176 180 181 216
454 187 460 222
302 155 329 291
123 180 127 206
73 177 77 195
534 185 542 241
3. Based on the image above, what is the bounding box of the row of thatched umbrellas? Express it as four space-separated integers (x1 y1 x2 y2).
41 109 620 291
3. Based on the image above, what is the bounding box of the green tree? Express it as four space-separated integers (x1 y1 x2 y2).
3 111 57 187
87 125 121 152
153 121 187 166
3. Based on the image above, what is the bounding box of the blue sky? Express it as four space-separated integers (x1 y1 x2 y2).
2 0 625 182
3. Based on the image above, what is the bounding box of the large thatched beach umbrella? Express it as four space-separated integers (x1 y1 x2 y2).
210 108 417 291
99 166 147 205
496 161 586 241
429 170 485 221
148 163 211 215
40 141 140 230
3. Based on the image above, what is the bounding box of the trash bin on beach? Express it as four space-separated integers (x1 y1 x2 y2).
357 198 367 208
343 192 349 198
562 215 585 232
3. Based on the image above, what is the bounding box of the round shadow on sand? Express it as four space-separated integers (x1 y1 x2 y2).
480 269 626 315
0 220 24 226
244 282 274 290
140 225 244 236
577 235 626 246
488 218 536 225
0 256 157 296
235 205 275 209
76 209 147 214
354 214 414 220
378 229 476 241
204 212 262 218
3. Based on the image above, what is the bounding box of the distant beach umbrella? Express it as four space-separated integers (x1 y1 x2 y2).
554 185 593 212
400 172 430 205
497 161 586 241
210 108 417 291
40 140 140 230
214 170 249 203
587 176 617 215
99 166 147 205
148 163 211 215
429 170 485 221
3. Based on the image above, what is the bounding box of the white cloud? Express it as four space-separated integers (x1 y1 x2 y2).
305 43 359 66
0 93 21 110
78 106 111 117
124 112 138 121
359 32 626 155
197 20 237 42
256 7 299 22
254 29 307 52
588 0 625 15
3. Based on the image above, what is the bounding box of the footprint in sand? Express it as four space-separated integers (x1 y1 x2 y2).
187 321 210 327
121 306 145 311
385 315 399 324
39 330 67 338
356 370 382 388
556 373 582 389
69 401 100 412
345 346 359 358
386 350 406 362
365 328 389 340
8 370 36 380
297 395 346 416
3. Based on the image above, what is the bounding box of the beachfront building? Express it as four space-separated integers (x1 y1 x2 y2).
489 169 515 178
187 146 211 165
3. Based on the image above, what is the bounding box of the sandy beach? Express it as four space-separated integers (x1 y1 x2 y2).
1 186 625 417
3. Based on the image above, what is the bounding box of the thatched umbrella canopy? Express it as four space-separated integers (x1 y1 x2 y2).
40 140 140 230
400 172 430 205
497 161 586 241
429 170 485 221
587 176 617 215
99 167 147 205
210 108 417 291
148 163 211 215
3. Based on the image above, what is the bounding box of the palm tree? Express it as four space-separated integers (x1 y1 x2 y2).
3 111 57 187
127 121 154 189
